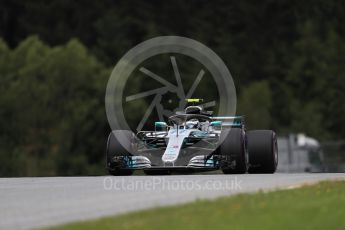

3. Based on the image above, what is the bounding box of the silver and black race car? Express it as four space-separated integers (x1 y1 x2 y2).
106 99 278 175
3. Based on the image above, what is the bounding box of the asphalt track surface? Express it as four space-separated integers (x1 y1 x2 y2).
1 173 344 230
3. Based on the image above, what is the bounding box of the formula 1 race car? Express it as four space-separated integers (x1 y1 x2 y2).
106 99 278 175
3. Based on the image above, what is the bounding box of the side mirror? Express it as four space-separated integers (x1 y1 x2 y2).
155 122 168 131
210 121 222 127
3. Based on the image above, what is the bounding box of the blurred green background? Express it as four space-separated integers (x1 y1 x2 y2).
1 0 345 176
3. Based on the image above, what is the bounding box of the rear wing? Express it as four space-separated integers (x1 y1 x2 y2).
210 116 244 128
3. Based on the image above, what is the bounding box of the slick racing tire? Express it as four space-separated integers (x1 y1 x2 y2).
247 130 278 174
106 130 134 176
220 128 248 174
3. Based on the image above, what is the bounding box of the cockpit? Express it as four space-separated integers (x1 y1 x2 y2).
185 119 200 129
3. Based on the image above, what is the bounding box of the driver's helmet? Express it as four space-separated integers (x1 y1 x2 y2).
186 119 199 129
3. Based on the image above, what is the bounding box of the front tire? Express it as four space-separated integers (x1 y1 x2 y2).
106 130 134 176
220 128 248 174
247 130 278 173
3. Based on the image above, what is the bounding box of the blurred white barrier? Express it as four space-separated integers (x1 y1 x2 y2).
277 134 345 173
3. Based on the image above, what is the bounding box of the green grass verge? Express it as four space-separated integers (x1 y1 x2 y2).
45 180 345 230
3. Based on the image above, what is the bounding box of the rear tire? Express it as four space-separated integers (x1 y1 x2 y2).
247 130 278 174
106 130 134 176
220 128 248 174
